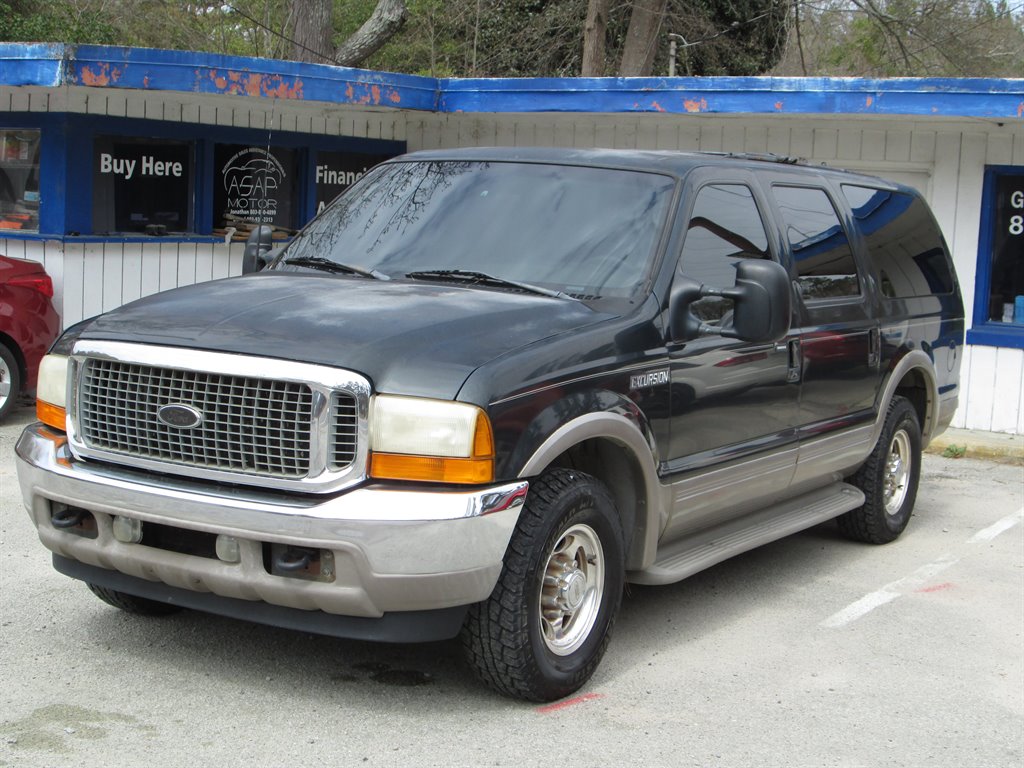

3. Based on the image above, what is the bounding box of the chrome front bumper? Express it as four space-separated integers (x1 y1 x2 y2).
16 423 527 621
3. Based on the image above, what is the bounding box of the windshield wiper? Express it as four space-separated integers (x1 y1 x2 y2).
405 270 574 300
282 256 389 280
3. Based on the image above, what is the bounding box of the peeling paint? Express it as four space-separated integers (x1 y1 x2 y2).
650 100 665 113
774 101 784 111
388 90 401 104
1018 102 1023 118
683 97 708 113
78 62 122 87
371 85 381 104
865 95 874 108
204 69 304 100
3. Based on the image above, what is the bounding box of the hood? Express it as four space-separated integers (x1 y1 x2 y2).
80 271 613 399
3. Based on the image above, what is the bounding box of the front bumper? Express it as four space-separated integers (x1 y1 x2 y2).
16 423 527 639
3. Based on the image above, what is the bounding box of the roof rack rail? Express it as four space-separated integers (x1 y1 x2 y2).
714 151 808 165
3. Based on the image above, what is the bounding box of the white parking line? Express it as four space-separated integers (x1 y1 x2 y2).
968 507 1024 543
821 508 1024 629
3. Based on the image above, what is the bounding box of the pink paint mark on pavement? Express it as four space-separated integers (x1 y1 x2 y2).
915 582 954 594
535 693 605 714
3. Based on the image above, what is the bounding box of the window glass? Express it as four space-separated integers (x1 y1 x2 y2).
678 184 770 323
283 161 675 300
772 185 860 300
0 129 41 233
842 185 953 298
92 136 193 234
982 171 1024 324
315 152 394 216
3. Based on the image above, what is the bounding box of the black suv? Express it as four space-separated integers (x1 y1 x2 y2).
17 148 963 701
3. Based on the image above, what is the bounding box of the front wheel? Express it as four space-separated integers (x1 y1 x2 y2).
87 584 183 616
461 469 625 702
839 395 922 544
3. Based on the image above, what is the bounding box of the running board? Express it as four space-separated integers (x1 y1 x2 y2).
628 482 865 586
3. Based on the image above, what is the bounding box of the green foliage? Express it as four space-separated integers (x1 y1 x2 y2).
0 0 119 44
2 0 1017 77
942 444 967 459
777 0 1024 77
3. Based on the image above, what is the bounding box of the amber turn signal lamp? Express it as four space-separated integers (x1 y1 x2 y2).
37 400 66 432
370 411 495 484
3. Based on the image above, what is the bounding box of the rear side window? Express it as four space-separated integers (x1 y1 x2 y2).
842 185 954 298
679 183 770 324
772 185 860 300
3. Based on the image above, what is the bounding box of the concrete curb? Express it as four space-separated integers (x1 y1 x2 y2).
926 428 1024 463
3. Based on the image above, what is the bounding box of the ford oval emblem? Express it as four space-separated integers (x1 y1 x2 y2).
157 404 204 429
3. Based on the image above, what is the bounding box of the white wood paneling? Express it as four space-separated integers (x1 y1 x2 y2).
990 349 1024 434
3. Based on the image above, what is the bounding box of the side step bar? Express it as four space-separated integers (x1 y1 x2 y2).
628 482 865 586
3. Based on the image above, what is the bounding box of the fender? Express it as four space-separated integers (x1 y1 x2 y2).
874 348 940 447
518 404 666 570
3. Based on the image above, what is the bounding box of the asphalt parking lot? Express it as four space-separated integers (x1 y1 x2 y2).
1 403 1021 768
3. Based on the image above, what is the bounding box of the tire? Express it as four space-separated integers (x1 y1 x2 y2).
838 395 922 544
0 343 21 421
87 584 183 616
461 468 625 702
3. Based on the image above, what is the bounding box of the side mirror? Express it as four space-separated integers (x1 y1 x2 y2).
670 259 792 344
242 226 275 274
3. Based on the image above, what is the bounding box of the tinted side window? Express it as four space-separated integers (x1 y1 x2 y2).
679 184 770 323
772 185 860 300
842 185 954 298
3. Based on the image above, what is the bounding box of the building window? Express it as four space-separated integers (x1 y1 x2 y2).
213 144 298 236
0 129 41 233
92 136 194 235
968 166 1024 350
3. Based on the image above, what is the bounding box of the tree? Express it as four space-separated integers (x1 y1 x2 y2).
775 0 1024 77
581 0 611 76
618 0 669 75
289 0 408 65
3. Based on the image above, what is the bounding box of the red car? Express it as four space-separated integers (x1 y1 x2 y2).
0 254 60 419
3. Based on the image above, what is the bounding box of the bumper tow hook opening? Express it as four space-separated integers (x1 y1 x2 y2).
275 548 313 573
49 505 98 539
51 506 88 529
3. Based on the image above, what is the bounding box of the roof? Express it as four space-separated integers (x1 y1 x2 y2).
394 146 909 189
1 43 1021 119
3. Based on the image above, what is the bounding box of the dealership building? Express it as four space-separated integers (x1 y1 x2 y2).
1 43 1021 432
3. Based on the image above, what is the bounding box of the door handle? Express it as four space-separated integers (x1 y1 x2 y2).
787 339 802 383
868 327 881 368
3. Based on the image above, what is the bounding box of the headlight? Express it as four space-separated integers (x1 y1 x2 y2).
35 353 69 431
368 395 494 484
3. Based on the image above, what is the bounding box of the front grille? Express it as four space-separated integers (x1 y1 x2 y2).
330 392 358 469
79 359 316 478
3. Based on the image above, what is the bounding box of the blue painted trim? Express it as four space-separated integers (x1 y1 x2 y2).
0 232 225 244
0 43 65 87
1 44 1021 119
65 45 439 111
966 325 1024 350
438 76 1024 117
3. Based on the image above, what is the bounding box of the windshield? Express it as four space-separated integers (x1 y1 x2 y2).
278 160 676 299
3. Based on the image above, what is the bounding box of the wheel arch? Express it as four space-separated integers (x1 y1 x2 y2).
518 411 663 571
876 350 940 448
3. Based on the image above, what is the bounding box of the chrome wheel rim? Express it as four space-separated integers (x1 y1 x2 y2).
538 523 604 656
883 429 912 515
0 354 11 410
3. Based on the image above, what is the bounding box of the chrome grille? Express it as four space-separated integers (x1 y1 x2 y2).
79 359 315 478
330 392 358 470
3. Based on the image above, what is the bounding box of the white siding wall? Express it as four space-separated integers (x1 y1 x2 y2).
3 86 1021 432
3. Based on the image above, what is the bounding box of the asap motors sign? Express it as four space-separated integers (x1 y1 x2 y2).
214 145 296 228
